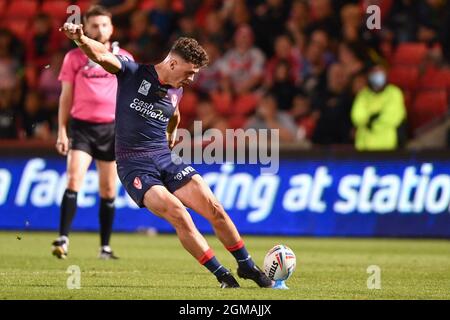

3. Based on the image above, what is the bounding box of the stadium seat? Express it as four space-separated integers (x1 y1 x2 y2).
3 19 29 40
410 90 448 129
0 0 8 19
388 66 420 91
392 43 428 66
139 0 155 11
210 91 233 116
41 0 71 21
5 0 38 19
234 93 259 116
178 90 198 117
227 116 248 129
419 67 450 92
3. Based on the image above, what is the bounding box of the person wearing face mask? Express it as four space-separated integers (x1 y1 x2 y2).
351 64 406 151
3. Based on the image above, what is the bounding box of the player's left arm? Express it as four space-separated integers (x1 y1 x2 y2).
167 106 180 149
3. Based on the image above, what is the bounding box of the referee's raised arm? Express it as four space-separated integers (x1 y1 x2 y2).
59 22 121 74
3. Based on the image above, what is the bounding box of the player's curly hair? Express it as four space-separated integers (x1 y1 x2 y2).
170 37 209 68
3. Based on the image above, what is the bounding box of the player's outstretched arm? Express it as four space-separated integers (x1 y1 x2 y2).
59 22 121 74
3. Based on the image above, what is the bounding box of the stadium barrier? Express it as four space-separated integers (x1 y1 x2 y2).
0 142 449 237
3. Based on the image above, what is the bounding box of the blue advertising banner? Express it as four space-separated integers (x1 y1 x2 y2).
0 156 449 237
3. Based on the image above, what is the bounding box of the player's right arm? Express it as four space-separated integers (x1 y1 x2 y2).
56 82 73 155
59 23 121 74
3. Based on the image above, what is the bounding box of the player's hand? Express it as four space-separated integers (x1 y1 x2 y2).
59 22 84 41
56 132 70 156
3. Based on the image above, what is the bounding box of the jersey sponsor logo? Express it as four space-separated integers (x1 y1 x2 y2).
174 166 195 180
129 98 170 123
138 80 151 96
133 177 142 190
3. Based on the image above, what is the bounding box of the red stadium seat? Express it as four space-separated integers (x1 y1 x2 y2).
139 0 155 11
178 90 198 117
211 92 233 116
227 116 248 129
6 0 38 19
419 67 450 91
0 0 8 19
3 19 29 40
410 90 448 129
234 93 259 116
41 0 71 21
388 66 420 91
392 43 428 66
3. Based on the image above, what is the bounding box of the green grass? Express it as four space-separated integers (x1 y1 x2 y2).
0 231 449 300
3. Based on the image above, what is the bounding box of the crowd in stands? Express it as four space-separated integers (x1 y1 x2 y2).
0 0 449 150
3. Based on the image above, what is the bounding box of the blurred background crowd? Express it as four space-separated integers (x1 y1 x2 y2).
0 0 449 150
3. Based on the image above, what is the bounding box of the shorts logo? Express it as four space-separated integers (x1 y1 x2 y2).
138 80 151 96
133 177 142 190
174 166 195 180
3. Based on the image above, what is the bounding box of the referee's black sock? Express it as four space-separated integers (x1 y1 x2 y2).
99 197 115 247
59 189 78 237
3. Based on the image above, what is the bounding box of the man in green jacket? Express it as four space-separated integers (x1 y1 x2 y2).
351 65 406 150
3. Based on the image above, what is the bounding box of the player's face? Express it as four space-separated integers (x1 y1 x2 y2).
171 59 200 88
84 15 113 44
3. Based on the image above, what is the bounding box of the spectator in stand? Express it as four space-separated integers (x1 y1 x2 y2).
306 0 341 40
174 15 201 41
298 29 333 96
26 13 66 74
148 0 178 42
265 34 301 85
0 28 22 139
37 51 64 122
250 0 291 57
189 96 229 138
245 92 300 143
291 92 317 142
95 0 138 28
351 64 406 151
312 63 353 145
21 91 53 140
285 0 310 51
126 10 161 63
338 41 367 80
219 25 265 95
193 41 223 95
201 10 227 50
340 3 363 43
267 60 298 112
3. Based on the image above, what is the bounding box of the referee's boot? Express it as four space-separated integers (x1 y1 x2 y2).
51 236 68 259
98 246 119 260
237 265 273 288
217 271 240 288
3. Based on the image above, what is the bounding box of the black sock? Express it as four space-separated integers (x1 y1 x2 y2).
99 198 115 247
59 189 78 237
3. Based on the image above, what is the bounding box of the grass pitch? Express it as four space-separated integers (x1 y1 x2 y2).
0 231 448 300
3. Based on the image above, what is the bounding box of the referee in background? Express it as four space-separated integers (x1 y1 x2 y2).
52 5 133 260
